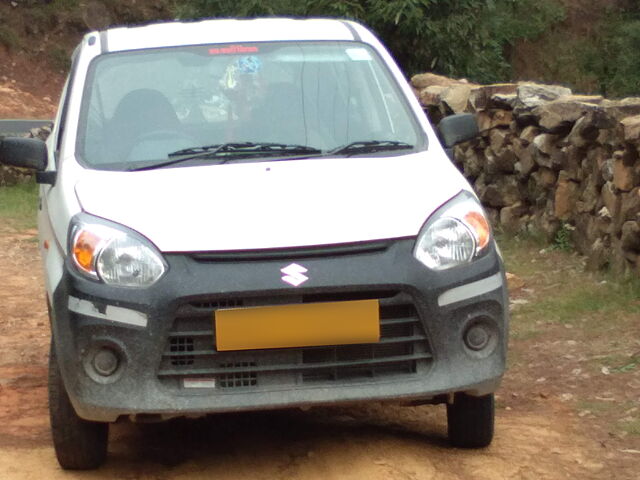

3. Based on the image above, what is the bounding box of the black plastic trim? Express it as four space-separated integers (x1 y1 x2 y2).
189 239 398 262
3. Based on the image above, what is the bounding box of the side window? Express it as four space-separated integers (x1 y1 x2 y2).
53 78 69 154
55 47 81 159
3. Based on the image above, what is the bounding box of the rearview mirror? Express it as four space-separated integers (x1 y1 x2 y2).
438 114 479 148
0 137 48 171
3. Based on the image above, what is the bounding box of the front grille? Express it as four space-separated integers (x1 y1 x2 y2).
218 362 258 388
158 292 433 390
169 337 194 366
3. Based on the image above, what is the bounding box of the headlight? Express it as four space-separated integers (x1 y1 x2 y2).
414 191 491 271
70 218 166 287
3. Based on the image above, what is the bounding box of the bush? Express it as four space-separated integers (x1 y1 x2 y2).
581 6 640 97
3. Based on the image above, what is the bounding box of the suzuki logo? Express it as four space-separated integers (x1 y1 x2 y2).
280 263 309 287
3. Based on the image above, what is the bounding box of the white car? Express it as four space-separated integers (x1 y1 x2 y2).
0 18 508 469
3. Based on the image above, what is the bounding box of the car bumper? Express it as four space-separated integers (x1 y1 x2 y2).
50 238 508 422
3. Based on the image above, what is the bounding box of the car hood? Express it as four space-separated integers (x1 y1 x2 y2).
74 153 468 252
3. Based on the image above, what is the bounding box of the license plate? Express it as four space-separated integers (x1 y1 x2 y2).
215 299 380 351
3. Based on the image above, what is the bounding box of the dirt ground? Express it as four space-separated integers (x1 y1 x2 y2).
0 224 637 479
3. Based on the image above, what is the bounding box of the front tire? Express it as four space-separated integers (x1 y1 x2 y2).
48 341 109 469
446 393 494 448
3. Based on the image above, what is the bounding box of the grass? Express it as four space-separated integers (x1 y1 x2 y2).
0 25 21 52
499 232 640 439
622 418 640 436
497 232 640 330
0 182 39 230
514 281 640 327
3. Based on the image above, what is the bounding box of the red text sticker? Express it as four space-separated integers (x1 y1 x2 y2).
209 45 259 55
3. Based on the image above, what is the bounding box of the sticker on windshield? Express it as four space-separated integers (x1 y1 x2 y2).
209 45 259 55
346 48 372 61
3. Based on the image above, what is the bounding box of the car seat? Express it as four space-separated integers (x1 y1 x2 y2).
108 89 181 163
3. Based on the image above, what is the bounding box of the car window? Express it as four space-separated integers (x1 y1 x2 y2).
77 41 425 169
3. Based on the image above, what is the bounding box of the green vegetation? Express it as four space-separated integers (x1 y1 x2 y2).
551 223 573 252
0 24 21 51
498 232 640 342
514 277 640 327
622 417 640 436
176 0 565 83
0 182 39 230
580 5 640 97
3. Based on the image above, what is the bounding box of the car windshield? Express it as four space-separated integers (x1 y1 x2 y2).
77 41 426 170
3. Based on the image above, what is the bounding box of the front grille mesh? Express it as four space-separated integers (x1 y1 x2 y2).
218 362 258 388
158 292 432 390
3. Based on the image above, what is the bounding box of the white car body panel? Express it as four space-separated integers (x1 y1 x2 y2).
105 18 355 52
74 152 468 252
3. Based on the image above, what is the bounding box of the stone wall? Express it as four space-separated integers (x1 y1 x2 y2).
0 126 51 187
411 73 640 276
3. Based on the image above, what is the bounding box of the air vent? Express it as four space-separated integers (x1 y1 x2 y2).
170 337 194 366
218 362 258 388
189 299 243 310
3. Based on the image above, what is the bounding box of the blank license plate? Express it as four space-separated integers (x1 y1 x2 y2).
215 299 379 351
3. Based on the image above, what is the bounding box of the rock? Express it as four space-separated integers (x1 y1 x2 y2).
585 146 610 179
621 221 640 254
491 93 518 110
485 207 500 228
477 175 521 207
506 272 525 290
530 210 561 242
621 115 640 143
513 141 536 177
614 155 637 192
462 149 483 178
500 203 528 233
468 83 517 111
411 72 465 89
533 100 596 133
495 148 518 173
527 171 554 206
538 168 557 188
477 109 513 131
516 83 573 109
418 85 446 107
520 126 541 145
533 133 560 156
477 111 492 132
577 176 600 214
562 145 583 181
602 182 622 221
491 109 513 128
489 128 511 150
442 84 472 113
601 158 614 183
586 238 611 271
554 171 579 220
620 188 640 224
602 98 640 121
567 117 599 148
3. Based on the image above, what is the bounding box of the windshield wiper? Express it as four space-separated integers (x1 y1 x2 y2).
128 142 322 171
329 140 414 156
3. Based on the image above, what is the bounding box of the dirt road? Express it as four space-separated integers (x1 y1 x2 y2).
0 225 636 479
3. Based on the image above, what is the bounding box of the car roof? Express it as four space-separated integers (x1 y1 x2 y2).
99 18 363 53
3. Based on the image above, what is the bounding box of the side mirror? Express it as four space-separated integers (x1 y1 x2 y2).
437 113 479 148
0 137 48 171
